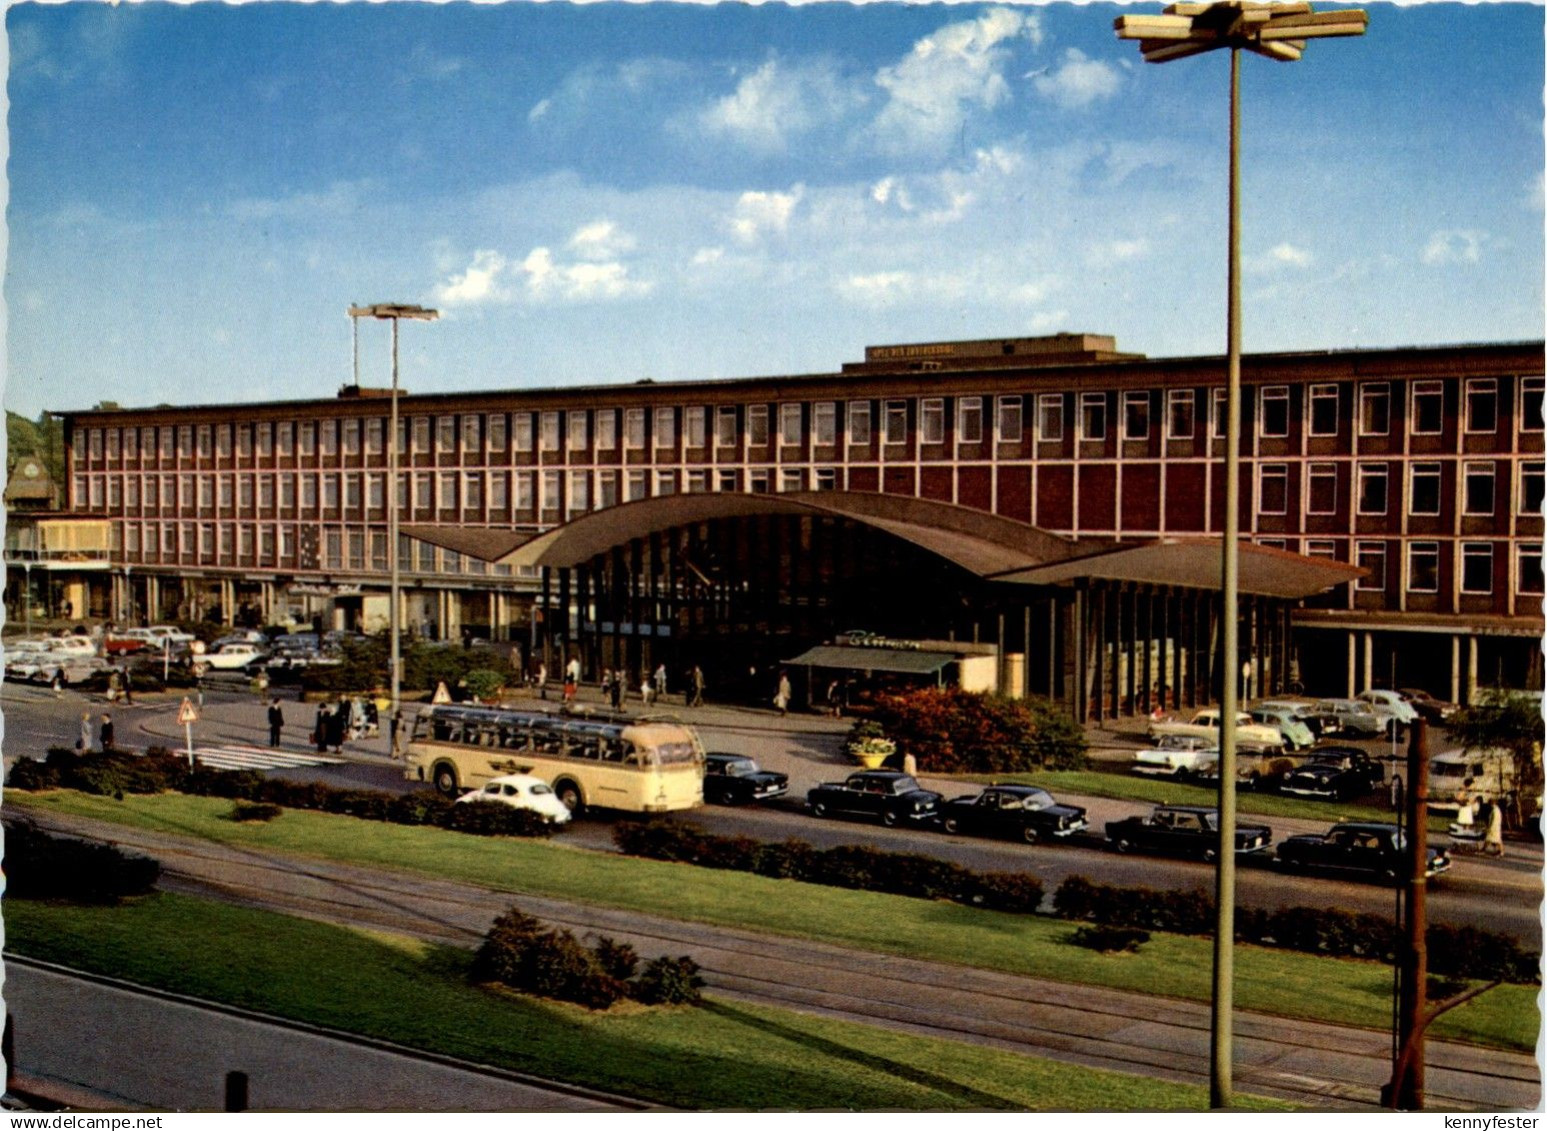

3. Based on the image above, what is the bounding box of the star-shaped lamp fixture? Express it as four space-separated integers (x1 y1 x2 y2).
1115 1 1367 63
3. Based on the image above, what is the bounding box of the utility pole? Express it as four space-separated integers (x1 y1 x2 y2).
1388 717 1430 1109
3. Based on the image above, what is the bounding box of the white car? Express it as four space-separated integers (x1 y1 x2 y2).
1313 698 1388 739
1357 689 1418 732
1134 735 1218 778
145 625 197 646
453 773 573 825
1248 706 1316 751
197 642 269 671
1147 709 1284 751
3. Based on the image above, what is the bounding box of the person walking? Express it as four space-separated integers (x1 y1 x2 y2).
653 663 668 702
1483 798 1506 857
326 700 348 753
774 671 792 717
689 664 705 708
78 711 92 752
611 671 626 711
640 673 654 706
120 666 134 705
98 713 115 753
390 708 403 757
536 661 548 700
314 703 330 754
267 699 285 748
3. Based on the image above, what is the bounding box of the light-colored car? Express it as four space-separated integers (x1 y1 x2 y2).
453 773 573 825
46 635 100 656
1426 748 1518 815
1312 698 1387 739
1248 706 1315 751
1147 708 1284 751
31 650 109 689
197 642 270 671
145 625 197 646
1357 689 1418 732
1133 735 1217 778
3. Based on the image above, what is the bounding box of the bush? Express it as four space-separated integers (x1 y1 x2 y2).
592 937 640 981
463 668 507 701
472 907 633 1010
863 688 1087 774
5 821 160 903
1070 925 1150 953
633 956 705 1006
230 800 283 822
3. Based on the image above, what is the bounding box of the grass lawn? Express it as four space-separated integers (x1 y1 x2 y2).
5 892 1295 1111
10 789 1537 1053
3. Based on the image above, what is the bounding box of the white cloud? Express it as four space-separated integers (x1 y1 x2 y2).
432 241 650 307
528 98 551 123
698 59 859 154
1086 238 1151 267
871 8 1040 154
227 181 371 222
691 247 725 266
432 249 511 306
569 219 637 261
1246 242 1313 273
1422 229 1486 266
730 186 803 243
1032 49 1122 110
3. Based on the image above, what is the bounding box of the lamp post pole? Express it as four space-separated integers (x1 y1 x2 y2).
348 304 438 752
1113 2 1367 1108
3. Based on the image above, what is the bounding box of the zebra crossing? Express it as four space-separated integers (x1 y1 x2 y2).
192 743 347 772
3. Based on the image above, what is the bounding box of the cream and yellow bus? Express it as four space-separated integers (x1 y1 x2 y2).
404 705 704 815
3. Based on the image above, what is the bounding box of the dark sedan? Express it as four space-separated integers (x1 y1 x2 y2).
936 785 1088 844
1105 804 1272 861
1399 688 1459 726
1278 822 1450 882
1279 747 1384 800
703 753 789 805
807 771 942 826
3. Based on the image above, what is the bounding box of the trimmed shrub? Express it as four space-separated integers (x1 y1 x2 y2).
863 688 1087 774
1071 925 1150 953
5 821 160 903
593 937 640 981
634 956 705 1006
230 800 283 822
472 907 630 1010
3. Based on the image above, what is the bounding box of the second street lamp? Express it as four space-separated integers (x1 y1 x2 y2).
1114 0 1367 1109
347 303 439 753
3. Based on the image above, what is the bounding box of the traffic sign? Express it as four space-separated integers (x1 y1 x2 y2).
178 697 199 725
432 681 452 705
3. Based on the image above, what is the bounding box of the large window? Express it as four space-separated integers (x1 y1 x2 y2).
778 403 801 446
512 413 534 452
1080 393 1107 441
594 410 616 450
1518 544 1544 596
1464 378 1498 433
343 419 361 456
1211 388 1229 438
812 403 835 446
1166 390 1194 439
1260 386 1290 437
1258 464 1288 515
717 406 739 447
436 416 455 454
565 410 588 451
1358 383 1390 436
438 473 456 511
543 411 564 451
1407 542 1440 593
920 399 944 445
1308 384 1339 436
569 470 590 513
488 414 507 450
461 415 481 453
542 470 563 511
956 397 983 444
1409 462 1442 516
1123 392 1150 440
1463 462 1496 515
462 473 482 511
1355 541 1386 591
625 470 647 502
1038 394 1064 442
1356 463 1388 514
997 396 1023 443
1521 376 1544 433
1307 463 1337 514
883 401 907 444
1412 381 1444 434
1460 543 1493 594
623 408 647 449
1520 461 1545 514
656 407 678 449
515 471 535 510
848 402 871 445
686 407 708 447
748 405 770 446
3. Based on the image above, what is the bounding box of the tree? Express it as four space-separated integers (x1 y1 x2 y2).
1447 689 1543 827
862 687 1087 774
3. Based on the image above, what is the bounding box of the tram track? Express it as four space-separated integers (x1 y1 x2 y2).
15 807 1538 1112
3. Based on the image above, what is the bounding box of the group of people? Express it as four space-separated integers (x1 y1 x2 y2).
78 711 114 752
532 659 710 712
1451 788 1507 857
310 697 380 754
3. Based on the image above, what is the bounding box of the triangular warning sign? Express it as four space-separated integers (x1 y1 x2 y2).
178 697 199 725
432 681 452 705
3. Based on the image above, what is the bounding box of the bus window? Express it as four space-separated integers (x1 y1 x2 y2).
573 737 601 760
600 739 625 763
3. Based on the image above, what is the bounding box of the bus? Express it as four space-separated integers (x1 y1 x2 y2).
404 704 704 815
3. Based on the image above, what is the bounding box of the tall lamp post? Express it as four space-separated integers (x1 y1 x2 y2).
347 303 439 752
1113 2 1366 1109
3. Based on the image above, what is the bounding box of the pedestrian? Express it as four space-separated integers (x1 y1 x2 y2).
653 663 668 701
1483 799 1506 857
600 668 613 704
566 655 581 686
195 673 205 710
314 703 330 754
327 700 348 753
98 713 115 752
78 711 92 752
774 671 791 716
640 673 654 706
120 665 134 705
536 661 548 700
390 708 403 757
825 679 842 718
267 698 285 747
107 668 122 703
689 664 705 708
611 671 626 711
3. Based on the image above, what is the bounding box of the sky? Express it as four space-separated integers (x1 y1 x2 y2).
4 1 1543 418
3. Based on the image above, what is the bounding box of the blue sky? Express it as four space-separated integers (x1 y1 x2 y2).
5 1 1543 417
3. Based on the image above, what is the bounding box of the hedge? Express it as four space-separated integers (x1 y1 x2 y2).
8 746 555 839
5 820 160 903
1053 875 1538 983
613 820 1044 915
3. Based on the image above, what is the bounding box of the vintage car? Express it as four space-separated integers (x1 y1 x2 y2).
1398 688 1459 726
453 773 573 825
702 753 789 805
1146 709 1284 751
936 784 1088 844
6 639 102 684
1277 822 1450 881
1310 699 1386 739
1193 747 1303 790
807 770 942 826
1247 706 1316 751
1279 747 1385 800
29 650 109 689
1105 804 1272 861
1357 689 1419 734
1133 734 1217 778
196 642 270 672
1256 699 1342 739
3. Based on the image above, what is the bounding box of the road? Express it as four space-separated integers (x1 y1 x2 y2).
6 678 1535 941
12 805 1539 1112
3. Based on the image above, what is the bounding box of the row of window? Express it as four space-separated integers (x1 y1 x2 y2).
75 374 1547 466
1282 538 1544 598
73 458 1547 521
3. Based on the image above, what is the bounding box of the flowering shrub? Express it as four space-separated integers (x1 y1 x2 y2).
861 688 1087 774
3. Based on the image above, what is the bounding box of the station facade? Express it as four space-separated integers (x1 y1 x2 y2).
32 331 1545 713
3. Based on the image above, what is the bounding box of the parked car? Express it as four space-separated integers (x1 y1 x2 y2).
1357 689 1418 734
1247 706 1315 751
807 770 942 826
30 651 109 689
1256 698 1342 739
936 784 1088 844
1277 822 1450 882
1398 688 1459 726
1310 698 1386 739
1427 748 1518 816
1278 746 1386 800
145 625 197 646
1133 734 1217 778
196 642 270 672
1146 709 1284 751
702 753 789 805
453 773 573 825
1194 747 1303 790
1105 804 1272 861
104 628 155 654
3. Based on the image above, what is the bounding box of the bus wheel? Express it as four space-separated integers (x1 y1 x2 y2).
432 763 459 797
555 779 585 816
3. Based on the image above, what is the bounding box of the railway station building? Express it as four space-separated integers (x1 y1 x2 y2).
28 331 1544 717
